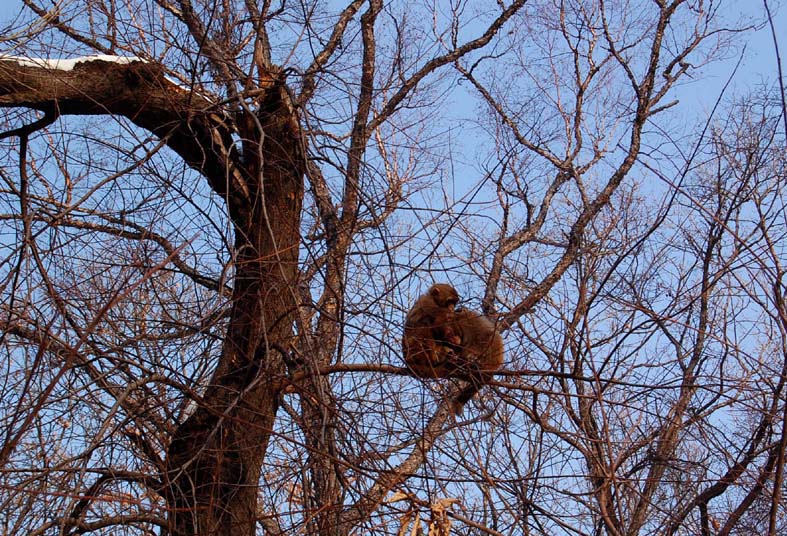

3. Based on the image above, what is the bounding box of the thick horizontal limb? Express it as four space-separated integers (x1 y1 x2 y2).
0 56 250 204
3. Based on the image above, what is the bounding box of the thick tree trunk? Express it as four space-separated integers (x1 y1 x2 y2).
162 82 304 536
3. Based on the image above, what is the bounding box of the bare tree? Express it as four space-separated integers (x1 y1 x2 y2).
1 1 779 535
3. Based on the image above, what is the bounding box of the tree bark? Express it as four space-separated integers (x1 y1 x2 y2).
163 81 303 535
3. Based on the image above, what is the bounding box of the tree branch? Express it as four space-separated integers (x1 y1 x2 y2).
0 56 251 205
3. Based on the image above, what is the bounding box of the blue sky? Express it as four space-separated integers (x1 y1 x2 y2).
1 1 783 86
700 1 787 99
0 1 784 120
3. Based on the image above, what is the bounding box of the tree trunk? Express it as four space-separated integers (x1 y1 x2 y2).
163 81 304 536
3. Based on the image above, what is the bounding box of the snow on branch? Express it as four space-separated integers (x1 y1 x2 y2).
0 54 145 71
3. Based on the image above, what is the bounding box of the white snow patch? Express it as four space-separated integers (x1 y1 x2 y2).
0 54 146 71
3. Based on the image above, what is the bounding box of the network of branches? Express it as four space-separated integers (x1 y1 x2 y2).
0 1 786 535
